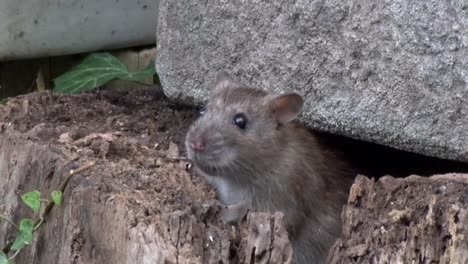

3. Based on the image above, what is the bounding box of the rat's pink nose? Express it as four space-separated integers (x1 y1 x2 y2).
190 140 206 152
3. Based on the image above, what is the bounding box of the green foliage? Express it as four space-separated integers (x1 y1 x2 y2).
0 99 7 105
0 252 10 264
10 219 34 251
51 191 63 207
1 161 95 261
21 191 41 213
53 52 156 94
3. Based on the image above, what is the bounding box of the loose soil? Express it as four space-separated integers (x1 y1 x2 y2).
0 88 214 224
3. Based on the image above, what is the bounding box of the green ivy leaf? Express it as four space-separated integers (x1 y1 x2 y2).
0 252 10 264
51 191 63 207
53 53 156 94
21 191 41 213
10 219 34 251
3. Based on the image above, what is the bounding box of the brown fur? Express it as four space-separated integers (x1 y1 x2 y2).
185 70 354 263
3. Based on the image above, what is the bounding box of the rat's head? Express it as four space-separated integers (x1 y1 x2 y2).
185 70 304 179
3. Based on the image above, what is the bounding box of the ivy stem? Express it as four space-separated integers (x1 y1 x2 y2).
34 161 97 227
0 215 17 230
2 161 96 255
9 248 20 260
33 218 44 231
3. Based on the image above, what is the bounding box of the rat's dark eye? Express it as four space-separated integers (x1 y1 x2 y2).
198 106 206 116
233 113 248 129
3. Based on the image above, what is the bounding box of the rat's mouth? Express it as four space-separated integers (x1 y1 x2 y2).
195 163 220 175
191 156 224 176
185 141 236 176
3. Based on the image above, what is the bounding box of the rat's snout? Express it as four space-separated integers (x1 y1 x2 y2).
187 126 225 157
190 139 206 152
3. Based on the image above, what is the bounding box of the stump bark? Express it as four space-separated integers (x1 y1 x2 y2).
329 174 467 264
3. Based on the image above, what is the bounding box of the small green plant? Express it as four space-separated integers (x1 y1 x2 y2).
21 191 42 213
0 161 95 263
0 99 7 105
53 52 156 94
50 191 63 207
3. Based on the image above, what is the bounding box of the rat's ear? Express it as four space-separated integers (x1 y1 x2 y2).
268 93 304 124
214 70 238 91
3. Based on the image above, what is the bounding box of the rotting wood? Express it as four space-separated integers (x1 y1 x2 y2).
328 174 468 264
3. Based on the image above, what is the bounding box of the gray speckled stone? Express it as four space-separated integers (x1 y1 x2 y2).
156 0 468 162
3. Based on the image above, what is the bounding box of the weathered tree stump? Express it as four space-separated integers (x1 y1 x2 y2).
1 92 466 263
0 92 292 264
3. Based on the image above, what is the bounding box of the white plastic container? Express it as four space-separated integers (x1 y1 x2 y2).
0 0 158 60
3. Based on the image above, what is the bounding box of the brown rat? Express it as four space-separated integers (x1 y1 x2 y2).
185 70 354 263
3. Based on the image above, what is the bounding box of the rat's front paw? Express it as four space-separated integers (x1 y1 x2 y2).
220 203 248 224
